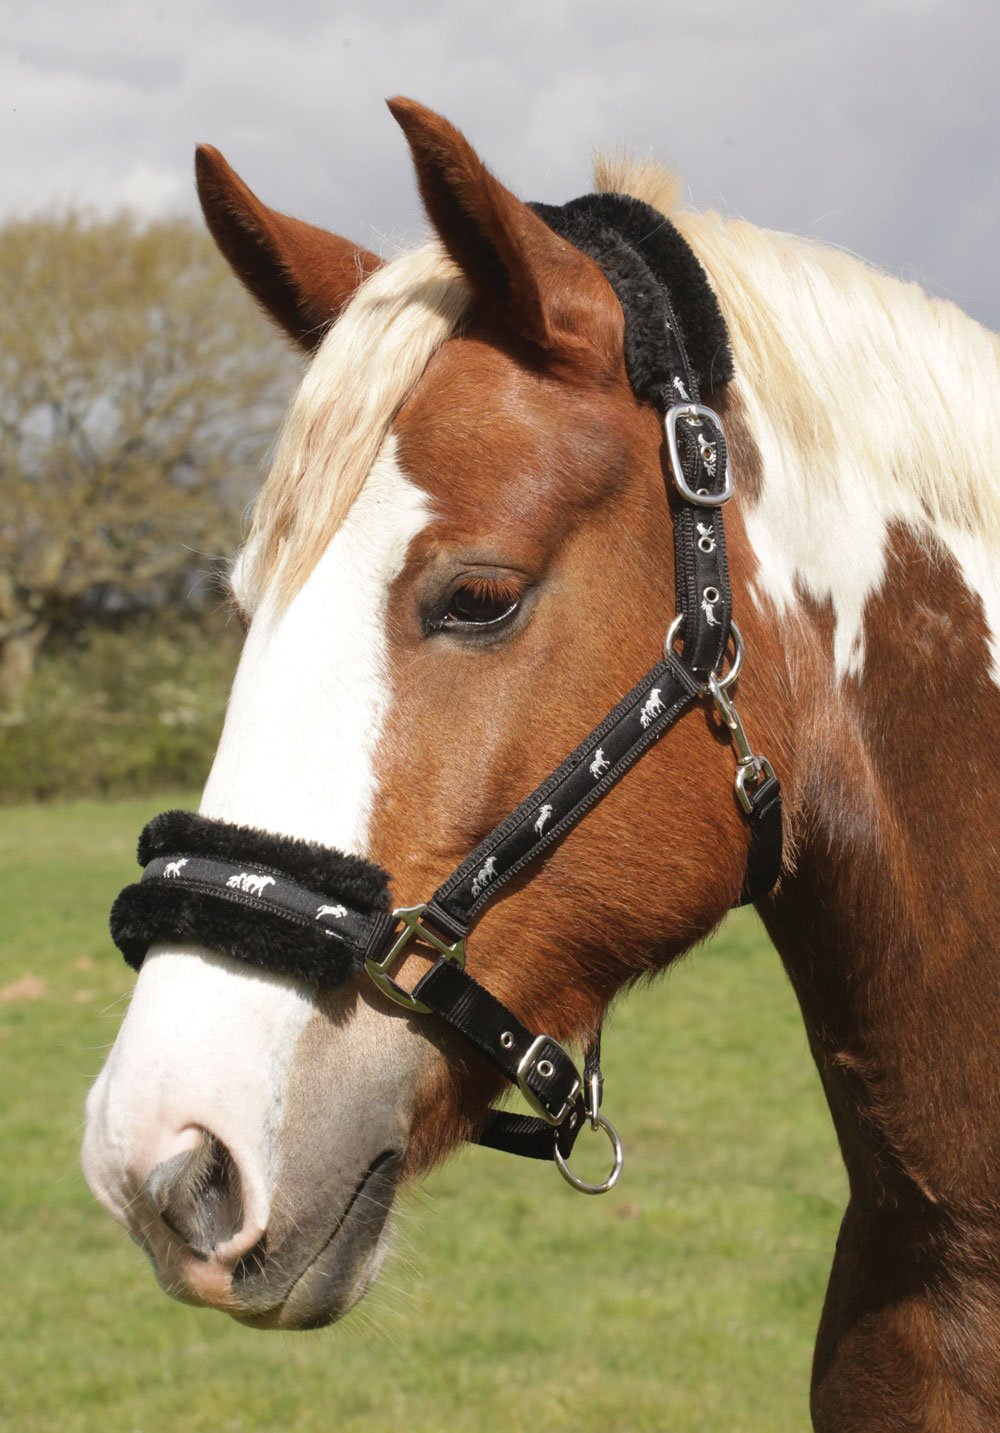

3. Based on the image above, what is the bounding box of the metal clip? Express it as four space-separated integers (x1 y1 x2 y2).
586 1067 603 1130
707 672 775 813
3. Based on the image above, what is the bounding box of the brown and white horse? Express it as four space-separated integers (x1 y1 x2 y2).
83 100 1000 1430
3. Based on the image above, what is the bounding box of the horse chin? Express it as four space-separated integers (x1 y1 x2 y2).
234 1220 394 1331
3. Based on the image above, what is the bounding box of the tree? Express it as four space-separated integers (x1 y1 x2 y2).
0 211 299 715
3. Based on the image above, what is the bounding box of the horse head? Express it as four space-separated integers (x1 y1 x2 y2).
82 100 789 1330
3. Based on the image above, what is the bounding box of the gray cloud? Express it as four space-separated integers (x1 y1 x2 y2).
3 0 998 324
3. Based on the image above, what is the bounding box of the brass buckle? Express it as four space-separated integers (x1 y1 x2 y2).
364 903 466 1014
516 1034 582 1126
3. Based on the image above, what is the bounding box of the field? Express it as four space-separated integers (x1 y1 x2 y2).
1 795 845 1432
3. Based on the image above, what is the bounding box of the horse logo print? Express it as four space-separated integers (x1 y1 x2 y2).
471 856 498 898
534 803 553 837
640 688 665 729
589 748 611 779
701 596 720 627
226 871 276 896
316 904 348 920
696 521 716 554
163 859 188 879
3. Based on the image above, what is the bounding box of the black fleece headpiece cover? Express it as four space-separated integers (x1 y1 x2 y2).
529 192 733 396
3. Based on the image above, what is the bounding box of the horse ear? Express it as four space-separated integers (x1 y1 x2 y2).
387 98 620 368
194 145 382 352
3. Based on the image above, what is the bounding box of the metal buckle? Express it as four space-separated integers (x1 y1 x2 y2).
364 903 465 1014
516 1034 581 1126
665 404 734 506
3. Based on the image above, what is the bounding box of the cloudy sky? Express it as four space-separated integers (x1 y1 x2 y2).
4 0 998 326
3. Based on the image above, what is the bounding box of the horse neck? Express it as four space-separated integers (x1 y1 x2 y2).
732 395 1000 1215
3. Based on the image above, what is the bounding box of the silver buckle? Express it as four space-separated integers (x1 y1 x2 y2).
364 903 465 1014
665 403 734 505
516 1034 581 1126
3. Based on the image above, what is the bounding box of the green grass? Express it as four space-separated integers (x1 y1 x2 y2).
0 795 845 1432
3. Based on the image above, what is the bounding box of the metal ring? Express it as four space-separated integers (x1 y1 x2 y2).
703 586 720 604
664 613 684 659
664 615 744 692
553 1115 624 1196
715 621 744 690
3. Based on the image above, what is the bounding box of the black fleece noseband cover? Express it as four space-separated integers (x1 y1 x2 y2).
111 810 391 986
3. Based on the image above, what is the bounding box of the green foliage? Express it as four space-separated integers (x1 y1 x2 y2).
0 619 240 802
0 207 298 714
0 794 846 1432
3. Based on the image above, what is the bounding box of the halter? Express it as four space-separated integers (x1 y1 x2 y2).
111 194 782 1197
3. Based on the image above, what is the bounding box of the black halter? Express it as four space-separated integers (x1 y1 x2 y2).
111 194 782 1195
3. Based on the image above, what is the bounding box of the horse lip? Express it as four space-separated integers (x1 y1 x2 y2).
230 1147 403 1329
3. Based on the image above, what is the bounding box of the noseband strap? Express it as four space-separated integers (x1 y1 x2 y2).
110 194 783 1195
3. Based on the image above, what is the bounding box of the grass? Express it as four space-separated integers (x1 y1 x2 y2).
0 794 845 1432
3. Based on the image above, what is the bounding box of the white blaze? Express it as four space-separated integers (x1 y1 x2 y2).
83 440 433 1225
203 439 431 843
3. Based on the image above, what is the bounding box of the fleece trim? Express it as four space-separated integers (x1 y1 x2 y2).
530 192 733 396
111 809 391 986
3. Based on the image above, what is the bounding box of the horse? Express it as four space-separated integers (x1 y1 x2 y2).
82 99 1000 1431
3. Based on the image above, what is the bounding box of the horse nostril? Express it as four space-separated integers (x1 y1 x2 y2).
143 1131 245 1260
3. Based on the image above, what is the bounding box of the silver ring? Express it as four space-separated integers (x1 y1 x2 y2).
664 613 684 659
664 616 744 692
553 1115 624 1196
715 621 744 690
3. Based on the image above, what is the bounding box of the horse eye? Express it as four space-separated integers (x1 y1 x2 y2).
441 579 520 629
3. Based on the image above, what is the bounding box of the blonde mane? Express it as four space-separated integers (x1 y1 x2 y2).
247 155 1000 608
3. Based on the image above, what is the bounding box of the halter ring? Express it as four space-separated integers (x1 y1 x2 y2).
554 1114 624 1196
665 616 744 692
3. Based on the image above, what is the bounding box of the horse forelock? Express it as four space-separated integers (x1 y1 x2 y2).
241 240 471 608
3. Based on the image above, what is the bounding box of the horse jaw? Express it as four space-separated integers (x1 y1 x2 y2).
82 439 439 1327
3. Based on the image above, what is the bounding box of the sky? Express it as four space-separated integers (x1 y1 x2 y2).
3 0 998 327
